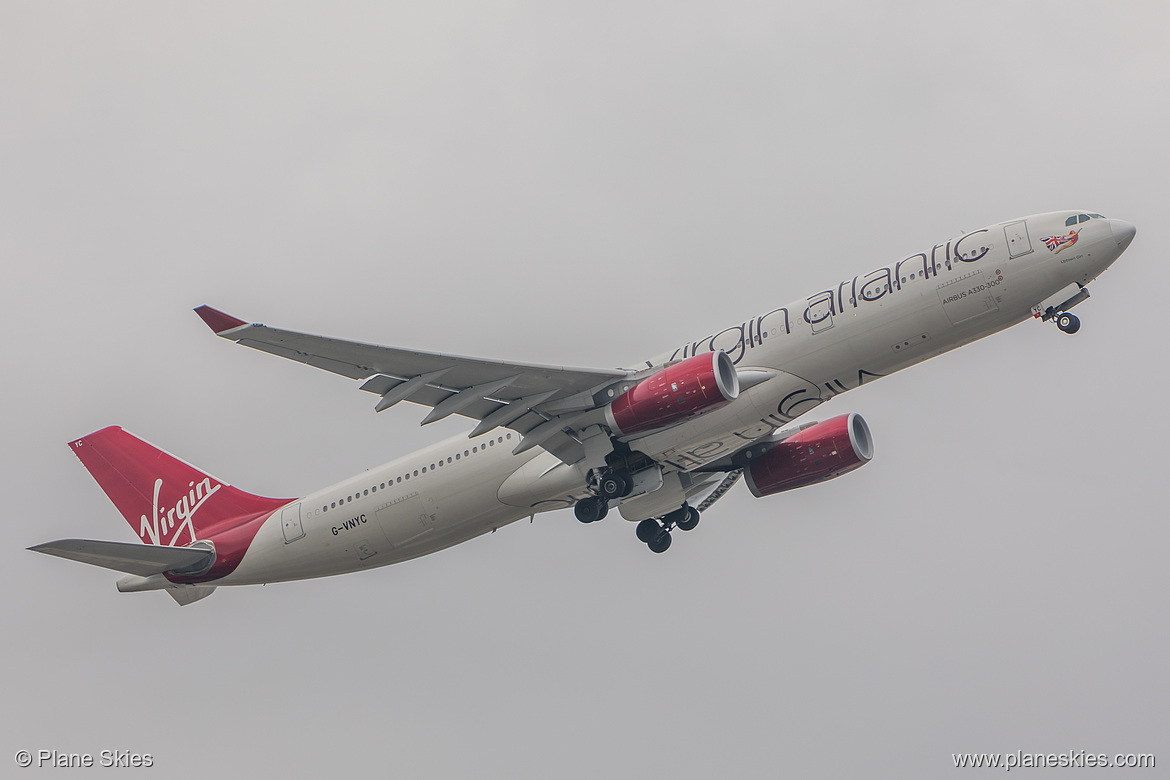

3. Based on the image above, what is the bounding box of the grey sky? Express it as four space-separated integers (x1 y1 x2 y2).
3 2 1167 777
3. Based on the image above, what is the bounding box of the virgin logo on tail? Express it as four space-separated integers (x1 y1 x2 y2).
140 477 221 546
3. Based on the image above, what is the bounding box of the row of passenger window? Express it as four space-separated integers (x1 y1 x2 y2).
320 434 513 513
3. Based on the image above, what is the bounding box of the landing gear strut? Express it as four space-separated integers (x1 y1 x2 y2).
635 505 700 553
1056 312 1081 334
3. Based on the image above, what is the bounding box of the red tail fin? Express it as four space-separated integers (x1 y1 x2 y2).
70 427 288 546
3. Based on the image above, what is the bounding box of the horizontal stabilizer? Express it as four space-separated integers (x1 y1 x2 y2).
29 539 214 577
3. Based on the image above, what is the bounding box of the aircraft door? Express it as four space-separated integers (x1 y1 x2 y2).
1004 220 1033 258
807 297 835 334
281 502 305 543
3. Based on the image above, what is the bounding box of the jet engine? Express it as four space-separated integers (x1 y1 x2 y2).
606 351 739 436
744 413 873 497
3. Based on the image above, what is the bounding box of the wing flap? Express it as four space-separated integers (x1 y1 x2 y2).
30 539 214 577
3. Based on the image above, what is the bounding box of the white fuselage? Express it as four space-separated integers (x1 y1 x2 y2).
220 210 1129 586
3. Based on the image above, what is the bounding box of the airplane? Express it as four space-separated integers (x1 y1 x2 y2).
31 210 1136 605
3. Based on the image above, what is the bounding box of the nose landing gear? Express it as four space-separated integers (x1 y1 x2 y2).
1035 284 1089 335
1055 312 1081 334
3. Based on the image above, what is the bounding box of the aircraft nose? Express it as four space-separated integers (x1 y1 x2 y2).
1110 219 1136 251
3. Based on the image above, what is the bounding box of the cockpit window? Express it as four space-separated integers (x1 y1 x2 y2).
1078 214 1090 223
1066 216 1078 226
1067 213 1106 226
1089 213 1105 219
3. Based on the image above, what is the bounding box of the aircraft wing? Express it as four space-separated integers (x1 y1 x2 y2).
195 306 634 464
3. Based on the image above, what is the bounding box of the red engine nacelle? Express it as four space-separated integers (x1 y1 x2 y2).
606 351 739 436
744 413 874 497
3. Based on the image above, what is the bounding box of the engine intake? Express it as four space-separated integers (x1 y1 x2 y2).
606 351 739 436
744 413 873 497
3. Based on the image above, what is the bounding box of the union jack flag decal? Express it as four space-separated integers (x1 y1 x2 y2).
1042 229 1080 254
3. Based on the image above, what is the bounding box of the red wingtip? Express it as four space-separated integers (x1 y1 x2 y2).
194 305 247 334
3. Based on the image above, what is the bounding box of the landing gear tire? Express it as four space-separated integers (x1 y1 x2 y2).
648 529 672 554
676 506 700 532
662 505 700 532
636 518 661 544
597 472 630 501
575 496 608 523
1056 312 1081 334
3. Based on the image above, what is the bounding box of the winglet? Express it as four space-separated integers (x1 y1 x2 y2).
194 305 248 334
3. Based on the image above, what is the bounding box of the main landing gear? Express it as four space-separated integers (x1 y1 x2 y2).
635 505 700 554
574 468 634 523
574 496 608 523
596 470 632 501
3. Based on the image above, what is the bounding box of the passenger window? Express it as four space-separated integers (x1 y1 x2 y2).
397 477 402 483
364 489 369 496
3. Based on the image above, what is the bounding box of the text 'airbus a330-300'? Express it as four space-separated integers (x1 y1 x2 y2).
31 211 1136 604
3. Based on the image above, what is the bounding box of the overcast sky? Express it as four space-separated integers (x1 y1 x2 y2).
3 2 1167 777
